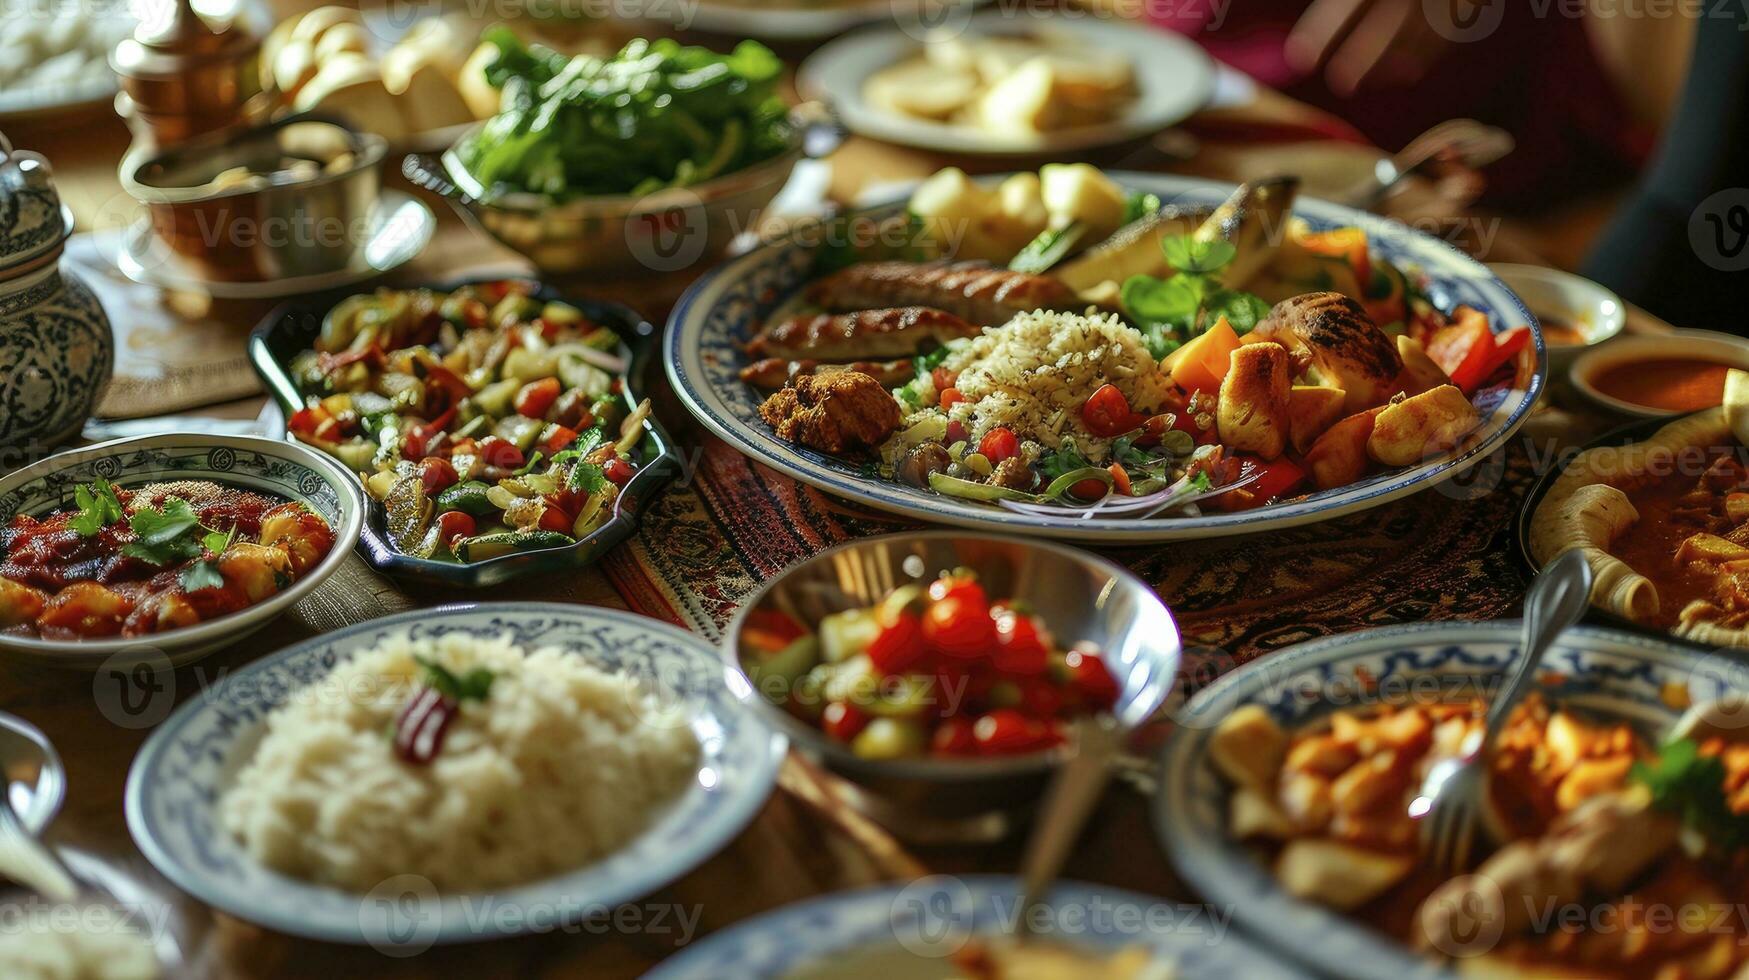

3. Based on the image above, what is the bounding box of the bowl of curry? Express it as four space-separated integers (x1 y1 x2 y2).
0 434 363 670
1572 330 1749 418
1527 368 1749 650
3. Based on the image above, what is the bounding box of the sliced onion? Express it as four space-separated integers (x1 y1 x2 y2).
995 468 1261 521
566 344 629 375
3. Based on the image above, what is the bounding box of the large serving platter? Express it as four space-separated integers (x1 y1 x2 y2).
647 874 1311 979
126 603 786 946
1155 620 1749 980
666 172 1544 543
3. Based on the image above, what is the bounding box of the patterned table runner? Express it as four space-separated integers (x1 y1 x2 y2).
604 385 1537 665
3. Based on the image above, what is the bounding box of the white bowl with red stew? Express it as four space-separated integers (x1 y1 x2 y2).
0 434 363 669
1488 263 1625 374
1571 329 1749 418
724 530 1180 841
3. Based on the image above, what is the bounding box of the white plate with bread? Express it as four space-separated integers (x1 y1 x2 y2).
799 9 1214 156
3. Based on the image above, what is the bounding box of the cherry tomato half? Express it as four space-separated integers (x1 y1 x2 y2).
514 377 562 420
822 702 869 743
416 456 458 495
977 428 1020 464
924 594 997 660
932 716 977 756
992 611 1049 675
867 611 926 675
434 510 475 550
1082 383 1144 437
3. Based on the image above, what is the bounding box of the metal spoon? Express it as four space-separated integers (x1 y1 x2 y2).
0 714 75 900
1013 717 1123 939
1412 548 1593 875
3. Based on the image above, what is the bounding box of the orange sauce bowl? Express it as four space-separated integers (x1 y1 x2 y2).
1571 330 1749 418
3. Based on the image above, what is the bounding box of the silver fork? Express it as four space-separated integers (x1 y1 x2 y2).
1412 548 1593 875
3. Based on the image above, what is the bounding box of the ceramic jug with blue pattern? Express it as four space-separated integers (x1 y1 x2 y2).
0 133 112 453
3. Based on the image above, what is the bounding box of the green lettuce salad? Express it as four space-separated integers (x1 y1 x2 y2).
457 30 794 200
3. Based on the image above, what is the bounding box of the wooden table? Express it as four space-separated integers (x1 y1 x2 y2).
0 17 1631 979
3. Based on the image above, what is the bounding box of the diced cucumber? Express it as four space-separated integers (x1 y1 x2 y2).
557 353 611 397
494 415 545 452
434 480 495 516
851 718 928 760
451 529 573 562
332 439 377 472
503 347 557 384
473 378 521 418
820 608 881 664
743 635 820 693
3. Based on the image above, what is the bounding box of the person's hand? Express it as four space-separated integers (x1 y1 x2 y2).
1286 0 1483 95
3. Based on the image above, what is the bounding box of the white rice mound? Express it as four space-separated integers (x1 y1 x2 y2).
220 631 699 892
0 913 158 980
936 310 1172 460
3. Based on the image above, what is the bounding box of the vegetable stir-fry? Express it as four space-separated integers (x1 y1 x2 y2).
458 31 793 200
741 570 1121 760
287 280 653 564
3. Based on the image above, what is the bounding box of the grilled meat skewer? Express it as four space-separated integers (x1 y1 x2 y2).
746 306 979 361
805 261 1080 327
739 357 915 390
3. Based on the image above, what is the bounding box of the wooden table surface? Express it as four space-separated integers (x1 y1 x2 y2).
0 11 1633 978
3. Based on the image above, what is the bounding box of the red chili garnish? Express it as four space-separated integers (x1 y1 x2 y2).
393 688 458 765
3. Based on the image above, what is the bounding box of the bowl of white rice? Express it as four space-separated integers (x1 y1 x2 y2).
125 603 786 947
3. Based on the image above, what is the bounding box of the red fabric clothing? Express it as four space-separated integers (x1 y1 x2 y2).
1155 2 1644 206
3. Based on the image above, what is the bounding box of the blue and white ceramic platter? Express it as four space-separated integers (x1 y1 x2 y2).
125 602 787 946
647 874 1310 979
0 434 362 669
666 173 1544 542
1156 621 1749 980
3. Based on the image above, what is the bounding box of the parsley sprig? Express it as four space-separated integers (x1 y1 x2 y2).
69 478 124 536
1632 738 1749 853
1121 235 1273 359
415 655 496 703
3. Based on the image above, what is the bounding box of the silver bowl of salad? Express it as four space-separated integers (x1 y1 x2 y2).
723 531 1180 842
402 33 835 277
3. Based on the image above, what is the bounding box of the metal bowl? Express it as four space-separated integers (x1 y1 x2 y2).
120 114 385 284
723 531 1181 841
402 108 836 277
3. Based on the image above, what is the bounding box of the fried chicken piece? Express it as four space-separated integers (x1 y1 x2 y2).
1251 292 1403 413
758 372 903 455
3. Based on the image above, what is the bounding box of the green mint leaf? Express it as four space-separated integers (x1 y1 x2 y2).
1121 274 1200 330
1206 290 1273 333
414 656 494 704
1160 235 1236 276
1632 738 1749 852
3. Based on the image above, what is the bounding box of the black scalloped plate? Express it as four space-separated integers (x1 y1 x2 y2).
249 277 678 587
1514 409 1728 653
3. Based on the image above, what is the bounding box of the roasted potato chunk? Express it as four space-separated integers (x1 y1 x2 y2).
1275 839 1414 911
1303 407 1384 490
0 576 48 628
1287 385 1347 455
1217 342 1292 460
1209 704 1288 793
1366 385 1481 466
1394 335 1451 396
